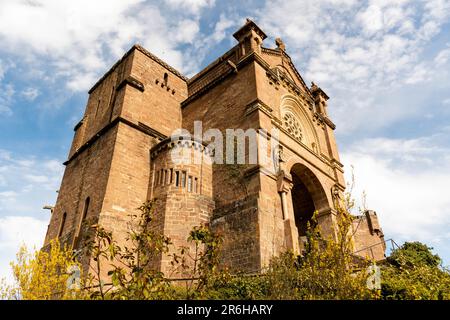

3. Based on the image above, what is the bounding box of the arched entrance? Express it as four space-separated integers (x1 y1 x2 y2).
290 164 329 236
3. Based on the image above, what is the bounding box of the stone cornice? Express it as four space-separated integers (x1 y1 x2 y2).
64 117 167 166
183 51 310 108
244 98 273 118
314 112 336 130
134 45 188 81
73 118 84 132
323 116 336 130
187 46 238 84
150 135 213 159
261 47 282 56
116 75 145 93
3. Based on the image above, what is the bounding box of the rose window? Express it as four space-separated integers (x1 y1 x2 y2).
283 112 303 141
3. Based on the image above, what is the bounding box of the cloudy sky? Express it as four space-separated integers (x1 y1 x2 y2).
1 0 450 282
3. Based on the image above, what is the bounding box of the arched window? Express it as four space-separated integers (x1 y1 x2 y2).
57 212 67 238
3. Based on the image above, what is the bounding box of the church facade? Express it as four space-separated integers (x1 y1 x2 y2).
44 20 385 274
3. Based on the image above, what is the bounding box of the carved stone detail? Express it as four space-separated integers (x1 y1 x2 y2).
283 112 303 142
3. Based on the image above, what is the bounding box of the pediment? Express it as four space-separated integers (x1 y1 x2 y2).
261 47 311 95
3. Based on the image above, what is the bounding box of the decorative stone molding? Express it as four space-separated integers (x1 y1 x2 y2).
244 98 273 117
150 136 214 160
116 75 145 93
323 116 336 130
282 111 303 142
73 118 84 131
277 170 293 193
331 184 342 203
276 144 287 163
64 117 167 165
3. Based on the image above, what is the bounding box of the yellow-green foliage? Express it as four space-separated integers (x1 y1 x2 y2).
262 214 375 300
2 201 449 300
381 242 450 300
3 239 84 300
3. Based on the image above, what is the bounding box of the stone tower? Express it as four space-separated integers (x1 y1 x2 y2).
44 19 385 275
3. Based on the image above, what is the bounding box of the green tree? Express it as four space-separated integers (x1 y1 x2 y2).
381 242 450 300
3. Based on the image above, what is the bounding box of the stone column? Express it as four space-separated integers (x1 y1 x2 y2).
277 171 299 254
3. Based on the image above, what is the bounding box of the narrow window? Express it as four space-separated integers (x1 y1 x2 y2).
188 176 193 192
169 169 173 184
159 169 164 185
162 170 166 186
155 171 160 186
181 171 187 188
82 197 90 222
74 197 90 248
175 171 180 187
194 177 198 193
163 73 168 87
57 212 67 238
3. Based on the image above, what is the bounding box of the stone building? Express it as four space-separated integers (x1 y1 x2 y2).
44 19 385 275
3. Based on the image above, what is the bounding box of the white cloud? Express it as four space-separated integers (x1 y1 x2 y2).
0 151 63 214
24 174 49 184
342 133 450 260
0 83 14 115
0 0 219 94
256 0 450 133
435 46 450 65
0 60 5 81
21 87 40 101
0 191 18 199
0 150 62 283
209 13 236 43
164 0 215 15
0 216 48 283
174 19 200 44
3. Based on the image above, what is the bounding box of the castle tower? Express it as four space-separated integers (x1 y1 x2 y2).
44 45 189 273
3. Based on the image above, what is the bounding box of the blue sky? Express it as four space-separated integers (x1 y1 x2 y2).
1 0 450 282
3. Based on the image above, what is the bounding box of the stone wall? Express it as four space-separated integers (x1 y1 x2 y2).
352 210 386 261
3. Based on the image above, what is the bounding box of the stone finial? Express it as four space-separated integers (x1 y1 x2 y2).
233 18 267 41
275 38 286 51
310 81 329 100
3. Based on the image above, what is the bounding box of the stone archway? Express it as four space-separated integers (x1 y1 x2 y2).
290 163 329 237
